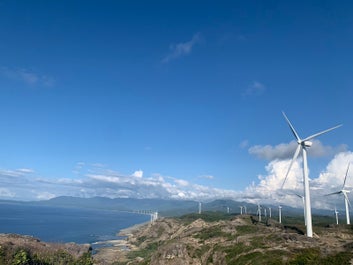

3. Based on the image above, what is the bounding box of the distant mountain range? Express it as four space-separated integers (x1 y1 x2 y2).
0 196 334 217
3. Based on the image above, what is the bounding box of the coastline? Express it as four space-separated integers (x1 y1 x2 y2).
118 220 150 237
92 220 150 264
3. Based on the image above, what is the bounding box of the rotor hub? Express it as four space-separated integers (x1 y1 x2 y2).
301 140 312 147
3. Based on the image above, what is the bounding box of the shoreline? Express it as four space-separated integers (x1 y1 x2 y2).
117 220 150 237
92 220 150 264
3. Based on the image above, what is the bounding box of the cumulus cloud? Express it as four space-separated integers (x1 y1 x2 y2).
0 67 54 87
162 33 201 63
0 165 242 202
248 140 346 160
242 151 353 209
1 150 352 211
312 151 353 191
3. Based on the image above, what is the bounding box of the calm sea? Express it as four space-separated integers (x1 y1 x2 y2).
0 202 150 244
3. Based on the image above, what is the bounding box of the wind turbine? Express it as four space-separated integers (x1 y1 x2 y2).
326 163 351 225
278 205 282 223
281 111 341 237
334 207 339 225
239 206 243 215
294 193 306 226
257 204 262 222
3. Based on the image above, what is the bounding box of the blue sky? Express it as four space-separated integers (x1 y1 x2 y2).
0 0 353 209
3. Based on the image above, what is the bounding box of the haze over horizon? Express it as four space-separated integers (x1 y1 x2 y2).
0 1 353 210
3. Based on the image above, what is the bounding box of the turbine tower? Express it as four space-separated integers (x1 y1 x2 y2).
326 163 351 225
239 206 243 215
278 205 282 223
281 112 341 238
257 204 262 222
334 207 339 225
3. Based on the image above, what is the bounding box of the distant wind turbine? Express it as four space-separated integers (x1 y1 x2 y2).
326 163 351 225
278 205 282 223
294 193 306 226
257 204 262 222
334 207 339 225
198 202 202 214
281 111 341 237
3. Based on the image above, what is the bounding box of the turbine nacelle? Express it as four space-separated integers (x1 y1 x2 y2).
302 141 312 147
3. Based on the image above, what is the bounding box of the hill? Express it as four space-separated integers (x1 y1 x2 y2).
93 212 353 265
0 234 92 264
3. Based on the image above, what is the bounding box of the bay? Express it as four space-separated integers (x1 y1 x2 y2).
0 202 150 244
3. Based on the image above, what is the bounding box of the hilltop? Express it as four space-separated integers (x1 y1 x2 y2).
0 234 92 264
93 212 353 265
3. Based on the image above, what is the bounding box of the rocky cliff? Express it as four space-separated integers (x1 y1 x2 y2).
0 233 92 264
93 212 353 265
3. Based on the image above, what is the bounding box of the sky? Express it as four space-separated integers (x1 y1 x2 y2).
0 0 353 210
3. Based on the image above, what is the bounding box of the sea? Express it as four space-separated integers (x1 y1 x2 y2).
0 202 150 246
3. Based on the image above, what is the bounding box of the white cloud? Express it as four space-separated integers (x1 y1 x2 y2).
242 81 266 97
174 178 189 186
132 170 143 178
248 140 346 160
242 151 353 209
312 151 353 191
162 33 201 63
36 192 56 200
199 175 214 180
0 188 16 198
0 67 54 87
1 150 352 210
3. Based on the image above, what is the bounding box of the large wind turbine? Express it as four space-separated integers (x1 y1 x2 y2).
326 163 351 225
281 112 341 237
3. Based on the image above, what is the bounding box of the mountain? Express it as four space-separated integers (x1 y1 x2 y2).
0 196 335 218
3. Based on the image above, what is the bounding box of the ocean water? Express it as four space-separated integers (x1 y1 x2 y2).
0 202 150 244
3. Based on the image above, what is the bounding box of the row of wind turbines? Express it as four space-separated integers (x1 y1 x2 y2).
280 111 349 238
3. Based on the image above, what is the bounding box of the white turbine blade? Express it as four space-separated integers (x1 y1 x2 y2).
282 111 301 141
343 192 352 208
303 124 342 142
281 144 301 189
342 163 351 189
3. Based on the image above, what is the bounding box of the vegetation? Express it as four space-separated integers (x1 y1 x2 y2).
0 246 93 265
178 211 234 224
111 212 353 265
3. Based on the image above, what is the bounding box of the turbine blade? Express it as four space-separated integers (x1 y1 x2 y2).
294 193 304 199
281 145 301 189
303 124 342 141
282 111 301 141
325 191 342 196
343 192 352 208
342 163 351 189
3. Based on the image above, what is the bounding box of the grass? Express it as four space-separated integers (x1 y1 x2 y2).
178 211 234 224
